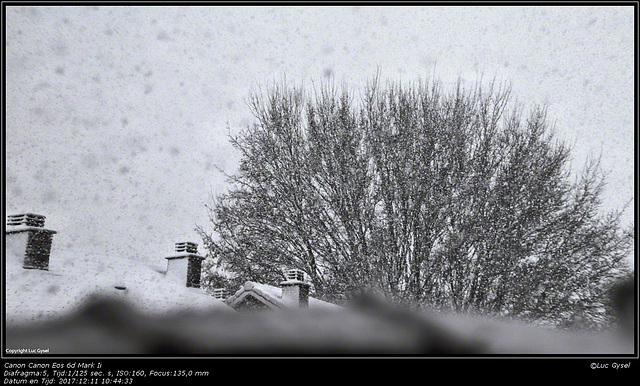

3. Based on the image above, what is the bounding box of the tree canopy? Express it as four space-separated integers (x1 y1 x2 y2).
198 77 633 330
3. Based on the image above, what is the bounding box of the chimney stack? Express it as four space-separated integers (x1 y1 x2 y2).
213 288 228 300
280 268 310 308
164 242 205 288
6 213 56 270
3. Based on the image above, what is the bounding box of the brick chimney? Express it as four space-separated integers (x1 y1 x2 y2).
164 242 205 288
5 213 56 270
280 269 310 308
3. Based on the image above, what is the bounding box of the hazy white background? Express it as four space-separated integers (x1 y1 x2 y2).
4 6 634 267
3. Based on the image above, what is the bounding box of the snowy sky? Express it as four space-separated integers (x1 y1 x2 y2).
4 6 635 266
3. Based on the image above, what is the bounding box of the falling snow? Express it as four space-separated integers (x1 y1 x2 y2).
4 6 634 272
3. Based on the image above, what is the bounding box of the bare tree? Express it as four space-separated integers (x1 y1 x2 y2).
198 77 633 329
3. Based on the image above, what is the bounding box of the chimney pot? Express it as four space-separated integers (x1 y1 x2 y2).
175 242 198 254
213 288 228 300
7 213 46 228
285 268 305 282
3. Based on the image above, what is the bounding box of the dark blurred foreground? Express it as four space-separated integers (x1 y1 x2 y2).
6 295 484 355
6 281 634 355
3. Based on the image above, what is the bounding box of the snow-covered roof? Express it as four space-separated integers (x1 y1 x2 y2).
5 247 234 327
225 281 342 311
